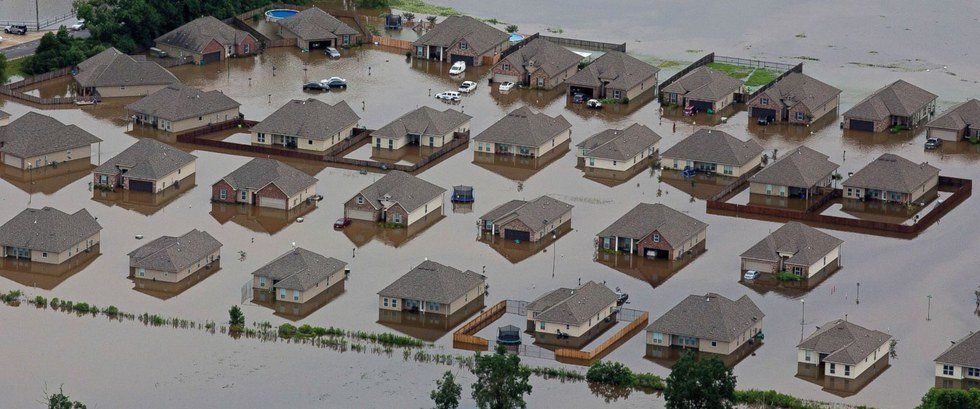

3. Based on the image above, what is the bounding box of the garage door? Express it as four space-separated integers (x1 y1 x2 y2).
347 209 376 221
848 119 875 132
569 86 594 99
259 197 287 209
929 128 960 141
503 229 530 242
689 100 714 112
2 154 22 168
309 40 330 49
129 180 154 192
742 260 773 274
751 107 776 119
643 248 668 259
450 54 474 66
202 51 221 64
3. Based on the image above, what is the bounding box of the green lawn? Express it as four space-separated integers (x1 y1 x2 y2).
744 68 780 87
1 57 26 84
707 62 780 88
706 62 754 79
389 0 461 16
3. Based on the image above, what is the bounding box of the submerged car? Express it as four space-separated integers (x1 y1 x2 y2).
302 81 330 91
449 61 466 75
321 77 347 89
435 91 461 102
325 47 341 58
333 217 351 229
498 81 515 91
924 137 942 150
743 270 760 280
571 92 587 104
459 81 477 93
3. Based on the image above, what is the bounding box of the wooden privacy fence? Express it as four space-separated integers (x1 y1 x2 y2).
0 67 76 105
371 35 413 50
539 35 626 52
452 300 507 348
658 53 715 101
554 311 649 362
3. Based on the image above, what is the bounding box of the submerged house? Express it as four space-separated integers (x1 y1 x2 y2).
344 170 445 226
526 281 619 346
0 207 102 265
479 195 573 242
252 99 360 152
842 153 939 204
926 99 980 142
797 319 892 390
934 331 980 390
0 112 102 170
378 260 487 316
660 65 745 112
74 47 179 99
126 84 241 133
252 247 347 305
646 293 764 357
277 7 360 50
212 158 318 210
739 222 842 279
660 129 763 177
749 146 838 198
155 16 258 64
412 15 509 67
576 123 661 171
128 229 221 283
372 106 471 150
748 72 841 124
491 37 581 89
93 139 196 193
597 203 707 260
843 80 937 132
566 50 659 102
473 106 571 157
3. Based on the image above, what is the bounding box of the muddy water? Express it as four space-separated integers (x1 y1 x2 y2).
0 13 979 407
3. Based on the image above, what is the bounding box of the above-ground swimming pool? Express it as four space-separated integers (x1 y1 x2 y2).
508 33 525 43
265 9 298 22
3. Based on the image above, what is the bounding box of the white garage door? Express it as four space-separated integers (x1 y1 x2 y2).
259 197 287 210
928 128 959 142
346 209 376 221
3 154 22 168
742 260 773 274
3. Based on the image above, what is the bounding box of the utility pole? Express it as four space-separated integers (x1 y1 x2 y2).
926 295 933 321
856 282 860 305
35 0 40 31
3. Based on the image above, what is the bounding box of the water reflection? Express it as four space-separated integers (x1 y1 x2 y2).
341 213 445 248
578 157 656 187
594 249 702 289
253 280 346 321
738 264 840 298
0 245 100 290
478 221 572 264
0 158 93 195
210 201 317 235
130 261 222 300
378 295 485 342
659 169 734 201
91 174 196 216
645 339 763 370
746 109 840 143
472 142 570 182
795 358 891 398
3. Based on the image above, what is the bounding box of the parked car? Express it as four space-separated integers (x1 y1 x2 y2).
743 270 760 280
449 61 466 75
571 92 586 104
756 116 771 126
325 47 341 58
498 81 515 92
4 25 27 35
302 81 330 91
149 47 168 58
333 217 351 229
69 20 85 31
458 81 477 93
924 137 942 150
586 99 603 109
321 77 347 89
435 91 461 102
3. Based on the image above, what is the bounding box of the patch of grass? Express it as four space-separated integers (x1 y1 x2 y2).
2 57 26 83
744 68 781 87
389 0 461 16
685 49 705 54
546 27 564 34
776 271 803 282
656 59 684 69
706 62 754 79
793 56 820 61
795 32 807 38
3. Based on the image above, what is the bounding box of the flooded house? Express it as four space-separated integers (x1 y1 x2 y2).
842 153 939 204
797 319 892 393
526 281 619 348
934 331 980 389
378 260 487 317
660 129 763 177
0 112 102 170
344 170 445 226
212 158 318 210
371 106 471 150
596 203 707 260
576 123 661 172
73 47 179 99
0 207 102 265
659 65 745 112
412 15 510 67
93 139 196 193
925 98 980 142
276 7 360 50
251 99 360 152
126 84 241 133
479 195 573 242
749 146 838 199
251 247 347 306
842 80 937 132
646 293 764 360
473 106 571 157
128 229 221 283
154 16 258 64
739 222 842 279
490 37 582 89
566 50 659 102
747 72 841 125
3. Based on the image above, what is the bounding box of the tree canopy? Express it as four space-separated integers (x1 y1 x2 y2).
917 388 980 409
471 344 532 409
664 353 736 409
431 370 462 409
20 28 105 75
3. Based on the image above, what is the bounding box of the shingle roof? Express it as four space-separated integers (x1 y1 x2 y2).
927 99 980 131
252 99 360 141
740 222 842 266
750 146 838 188
378 260 485 304
0 207 102 253
473 106 571 147
844 80 937 122
660 129 763 167
798 319 891 365
481 195 573 234
528 281 618 326
576 123 661 161
598 203 707 244
155 16 254 54
372 106 470 141
128 229 221 273
662 66 744 102
566 51 659 91
278 7 358 40
125 83 240 122
354 170 445 213
843 153 939 194
646 293 764 342
412 15 508 55
497 37 582 78
0 110 9 120
0 112 102 159
750 72 841 113
218 158 318 197
94 139 196 181
74 47 179 88
251 247 346 292
935 331 980 368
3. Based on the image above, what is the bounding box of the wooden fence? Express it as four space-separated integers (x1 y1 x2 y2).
0 67 76 105
658 53 716 102
371 35 413 50
452 300 507 348
539 35 626 52
554 310 649 362
747 62 804 100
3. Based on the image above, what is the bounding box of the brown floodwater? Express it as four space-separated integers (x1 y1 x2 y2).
2 2 980 407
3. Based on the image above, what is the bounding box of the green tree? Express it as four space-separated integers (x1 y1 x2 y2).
505 25 518 33
664 353 736 409
430 370 462 409
0 53 8 83
402 12 415 22
228 305 245 329
47 387 87 409
471 344 532 409
916 387 980 409
585 361 634 386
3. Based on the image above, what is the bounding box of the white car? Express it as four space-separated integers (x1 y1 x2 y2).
458 81 477 93
743 270 760 280
586 99 603 109
449 61 466 75
435 91 461 102
498 81 515 91
69 20 85 31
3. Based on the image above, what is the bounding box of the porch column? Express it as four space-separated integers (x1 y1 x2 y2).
630 238 635 255
614 236 619 252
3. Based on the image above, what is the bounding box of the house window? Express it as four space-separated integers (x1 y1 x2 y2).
804 350 812 362
589 158 595 167
279 289 286 299
42 252 47 258
796 112 805 121
138 268 145 277
219 189 227 200
393 214 402 223
503 63 510 71
539 322 545 330
259 276 266 287
723 165 733 175
612 160 617 166
342 35 350 45
673 159 679 169
828 363 836 375
967 367 980 377
793 266 803 276
356 196 364 205
613 90 622 99
779 186 787 196
293 290 299 301
392 299 397 308
844 365 851 376
66 149 72 159
460 41 468 50
652 234 660 243
942 365 954 376
650 332 664 343
761 97 769 105
536 77 544 87
710 341 717 347
244 43 250 53
383 297 389 307
240 191 248 201
308 140 313 145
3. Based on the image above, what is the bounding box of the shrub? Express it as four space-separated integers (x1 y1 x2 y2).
916 387 980 409
776 271 803 282
634 373 665 390
505 24 518 33
586 361 635 387
102 305 119 317
33 295 48 308
278 323 298 338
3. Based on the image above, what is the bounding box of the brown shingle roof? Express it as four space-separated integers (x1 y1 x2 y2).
750 72 841 113
844 80 937 122
251 247 346 292
528 281 618 326
125 83 240 122
378 260 485 304
0 112 102 159
480 195 573 234
497 37 582 79
155 16 254 54
473 106 571 148
740 222 842 266
94 139 196 181
646 293 764 343
372 106 470 141
798 319 891 365
927 99 980 131
935 331 980 368
843 153 939 194
412 16 508 55
750 146 838 188
566 51 659 91
74 47 179 88
576 123 661 161
598 203 706 244
0 207 102 253
128 229 221 273
278 7 358 40
218 158 317 197
353 170 445 213
252 99 360 141
662 66 744 102
660 129 763 167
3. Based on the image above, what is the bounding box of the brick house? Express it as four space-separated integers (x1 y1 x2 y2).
747 72 841 125
212 158 318 210
155 16 258 65
93 139 196 193
412 15 509 67
596 203 707 260
479 195 573 242
843 80 937 132
491 37 581 89
345 171 445 226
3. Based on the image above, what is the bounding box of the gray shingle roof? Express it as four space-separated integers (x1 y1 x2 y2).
927 99 980 131
798 319 892 365
0 112 102 159
576 123 661 161
412 15 508 55
155 16 254 54
128 229 221 273
750 72 841 113
481 195 573 234
843 153 939 194
354 170 445 213
528 281 618 326
251 247 346 292
74 47 179 88
219 158 318 197
750 146 838 188
935 331 980 368
125 83 240 122
279 7 358 40
252 99 360 141
661 65 744 102
844 80 937 121
646 293 764 343
740 222 842 266
497 37 582 79
660 129 763 167
598 203 707 244
372 106 470 141
566 50 659 91
94 139 196 181
378 260 485 304
0 207 102 253
473 106 571 148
